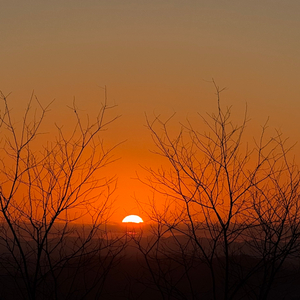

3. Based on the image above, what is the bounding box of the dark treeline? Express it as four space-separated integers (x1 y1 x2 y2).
0 232 299 299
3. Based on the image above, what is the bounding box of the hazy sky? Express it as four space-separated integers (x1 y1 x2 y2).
1 1 300 221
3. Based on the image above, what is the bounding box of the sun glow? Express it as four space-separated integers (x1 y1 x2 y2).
122 215 144 223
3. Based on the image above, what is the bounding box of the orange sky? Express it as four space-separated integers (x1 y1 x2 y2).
1 1 300 223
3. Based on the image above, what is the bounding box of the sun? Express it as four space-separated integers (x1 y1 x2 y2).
122 215 144 223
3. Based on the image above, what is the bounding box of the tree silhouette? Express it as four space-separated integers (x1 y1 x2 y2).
136 83 300 300
0 90 125 300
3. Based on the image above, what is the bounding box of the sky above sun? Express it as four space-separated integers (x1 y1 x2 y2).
1 1 300 222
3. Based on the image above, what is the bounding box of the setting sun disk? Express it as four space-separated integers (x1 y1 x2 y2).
122 215 143 223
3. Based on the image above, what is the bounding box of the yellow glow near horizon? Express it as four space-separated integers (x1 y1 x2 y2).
122 215 144 223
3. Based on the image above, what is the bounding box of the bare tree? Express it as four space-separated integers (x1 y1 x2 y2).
136 84 300 300
244 133 300 299
0 90 125 300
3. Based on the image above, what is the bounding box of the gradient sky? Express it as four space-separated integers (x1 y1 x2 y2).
1 1 300 222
